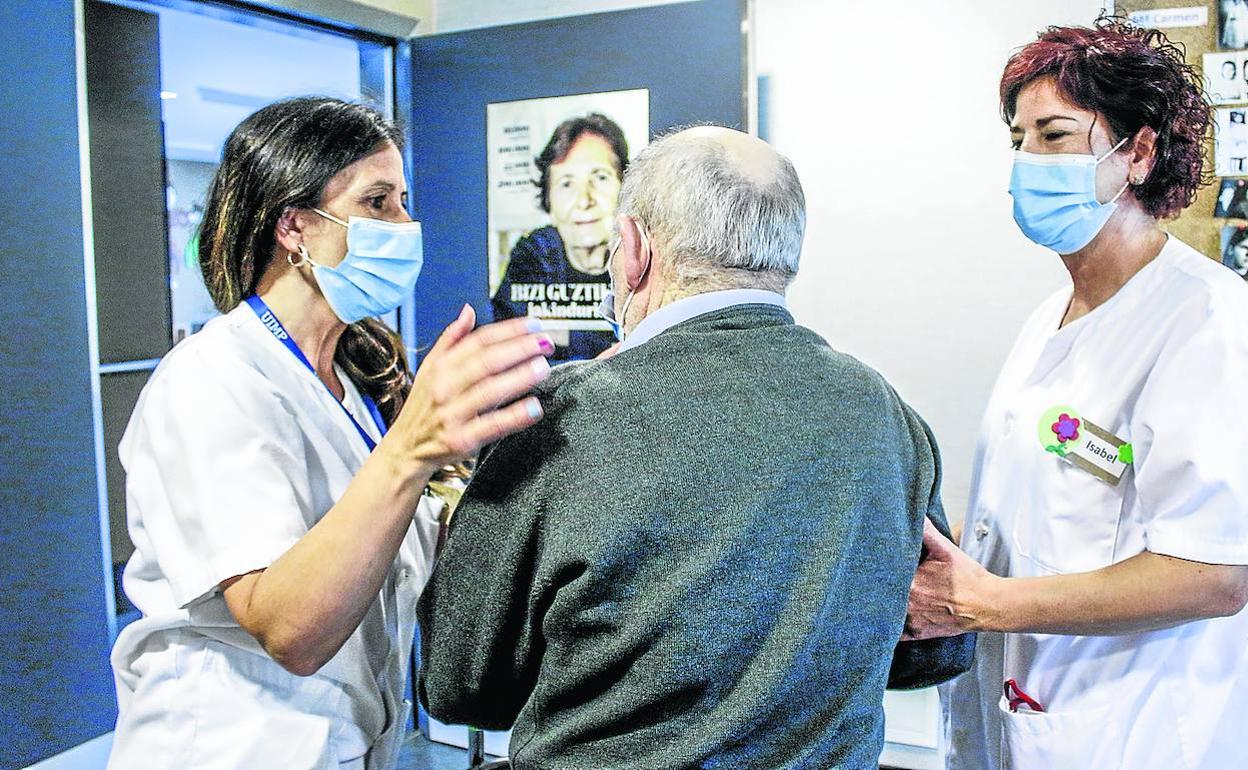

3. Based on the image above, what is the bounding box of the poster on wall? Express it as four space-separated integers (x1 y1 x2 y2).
1223 1 1248 49
1214 178 1248 217
1204 52 1247 103
487 89 649 361
1220 224 1248 277
1215 107 1248 175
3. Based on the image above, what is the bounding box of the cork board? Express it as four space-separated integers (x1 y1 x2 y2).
1116 1 1228 260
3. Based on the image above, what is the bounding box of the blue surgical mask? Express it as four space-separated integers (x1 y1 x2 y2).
596 235 645 342
596 289 622 341
294 209 424 324
1008 136 1130 255
597 286 639 343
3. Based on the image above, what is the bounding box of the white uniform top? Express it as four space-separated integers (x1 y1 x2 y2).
107 303 441 770
940 237 1248 770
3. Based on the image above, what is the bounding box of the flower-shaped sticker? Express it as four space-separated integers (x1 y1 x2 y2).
1051 413 1080 443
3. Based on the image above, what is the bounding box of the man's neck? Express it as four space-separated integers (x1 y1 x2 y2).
624 268 787 337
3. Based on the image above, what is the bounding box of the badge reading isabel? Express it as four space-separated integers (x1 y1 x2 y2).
1037 405 1134 486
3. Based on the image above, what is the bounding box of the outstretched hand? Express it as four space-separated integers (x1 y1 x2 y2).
903 519 996 640
386 305 553 473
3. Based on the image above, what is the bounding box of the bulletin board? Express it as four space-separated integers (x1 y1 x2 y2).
406 0 750 351
1117 1 1242 263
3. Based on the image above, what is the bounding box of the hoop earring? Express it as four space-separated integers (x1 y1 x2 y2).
288 244 309 267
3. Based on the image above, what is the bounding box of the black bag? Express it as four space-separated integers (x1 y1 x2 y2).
886 507 977 690
887 633 976 690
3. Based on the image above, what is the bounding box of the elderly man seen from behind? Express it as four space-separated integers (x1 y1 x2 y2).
417 126 950 770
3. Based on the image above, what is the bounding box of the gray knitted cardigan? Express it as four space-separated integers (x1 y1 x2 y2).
418 304 948 770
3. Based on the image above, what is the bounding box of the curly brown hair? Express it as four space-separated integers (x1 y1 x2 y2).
1000 14 1213 219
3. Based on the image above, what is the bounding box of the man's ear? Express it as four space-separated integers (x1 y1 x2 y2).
274 208 306 256
615 214 651 290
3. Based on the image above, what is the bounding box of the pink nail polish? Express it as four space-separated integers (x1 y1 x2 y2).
538 337 554 354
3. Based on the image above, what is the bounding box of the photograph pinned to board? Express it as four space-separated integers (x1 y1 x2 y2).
1204 52 1247 103
1222 0 1248 49
1215 178 1248 217
1220 224 1248 277
1215 107 1248 176
486 89 649 361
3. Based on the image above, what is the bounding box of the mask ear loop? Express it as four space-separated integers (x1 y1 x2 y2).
615 224 653 339
1108 178 1133 205
313 208 349 228
1097 135 1135 205
1094 135 1131 164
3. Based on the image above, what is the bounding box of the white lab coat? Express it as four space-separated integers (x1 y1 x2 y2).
107 304 441 770
940 237 1248 770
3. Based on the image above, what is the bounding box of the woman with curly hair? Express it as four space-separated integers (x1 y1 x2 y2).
904 18 1248 769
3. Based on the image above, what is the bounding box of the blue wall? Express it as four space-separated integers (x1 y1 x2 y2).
408 0 747 349
0 1 119 766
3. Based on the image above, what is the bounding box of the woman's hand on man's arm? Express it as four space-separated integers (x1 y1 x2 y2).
903 518 1248 640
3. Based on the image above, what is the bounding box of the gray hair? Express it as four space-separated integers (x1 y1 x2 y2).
616 128 805 288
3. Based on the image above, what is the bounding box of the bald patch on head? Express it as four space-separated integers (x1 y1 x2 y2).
669 126 783 185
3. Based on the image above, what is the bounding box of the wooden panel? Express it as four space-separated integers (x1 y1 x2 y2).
1118 1 1227 260
86 0 172 364
101 369 152 568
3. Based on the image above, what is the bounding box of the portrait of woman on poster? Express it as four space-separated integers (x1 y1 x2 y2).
1223 225 1248 276
490 113 628 361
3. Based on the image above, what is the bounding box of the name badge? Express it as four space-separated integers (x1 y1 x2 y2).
1037 405 1133 486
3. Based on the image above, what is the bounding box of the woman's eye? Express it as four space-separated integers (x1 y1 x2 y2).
1044 132 1068 142
369 195 386 210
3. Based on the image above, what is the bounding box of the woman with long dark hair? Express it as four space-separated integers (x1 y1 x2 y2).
107 97 554 770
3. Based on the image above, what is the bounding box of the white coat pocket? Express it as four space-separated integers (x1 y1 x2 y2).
997 695 1116 770
1012 458 1126 575
187 642 365 770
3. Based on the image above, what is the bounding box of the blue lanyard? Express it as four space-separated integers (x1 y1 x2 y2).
245 295 386 452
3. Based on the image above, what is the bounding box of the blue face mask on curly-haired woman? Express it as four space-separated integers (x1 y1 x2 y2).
1008 135 1129 255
